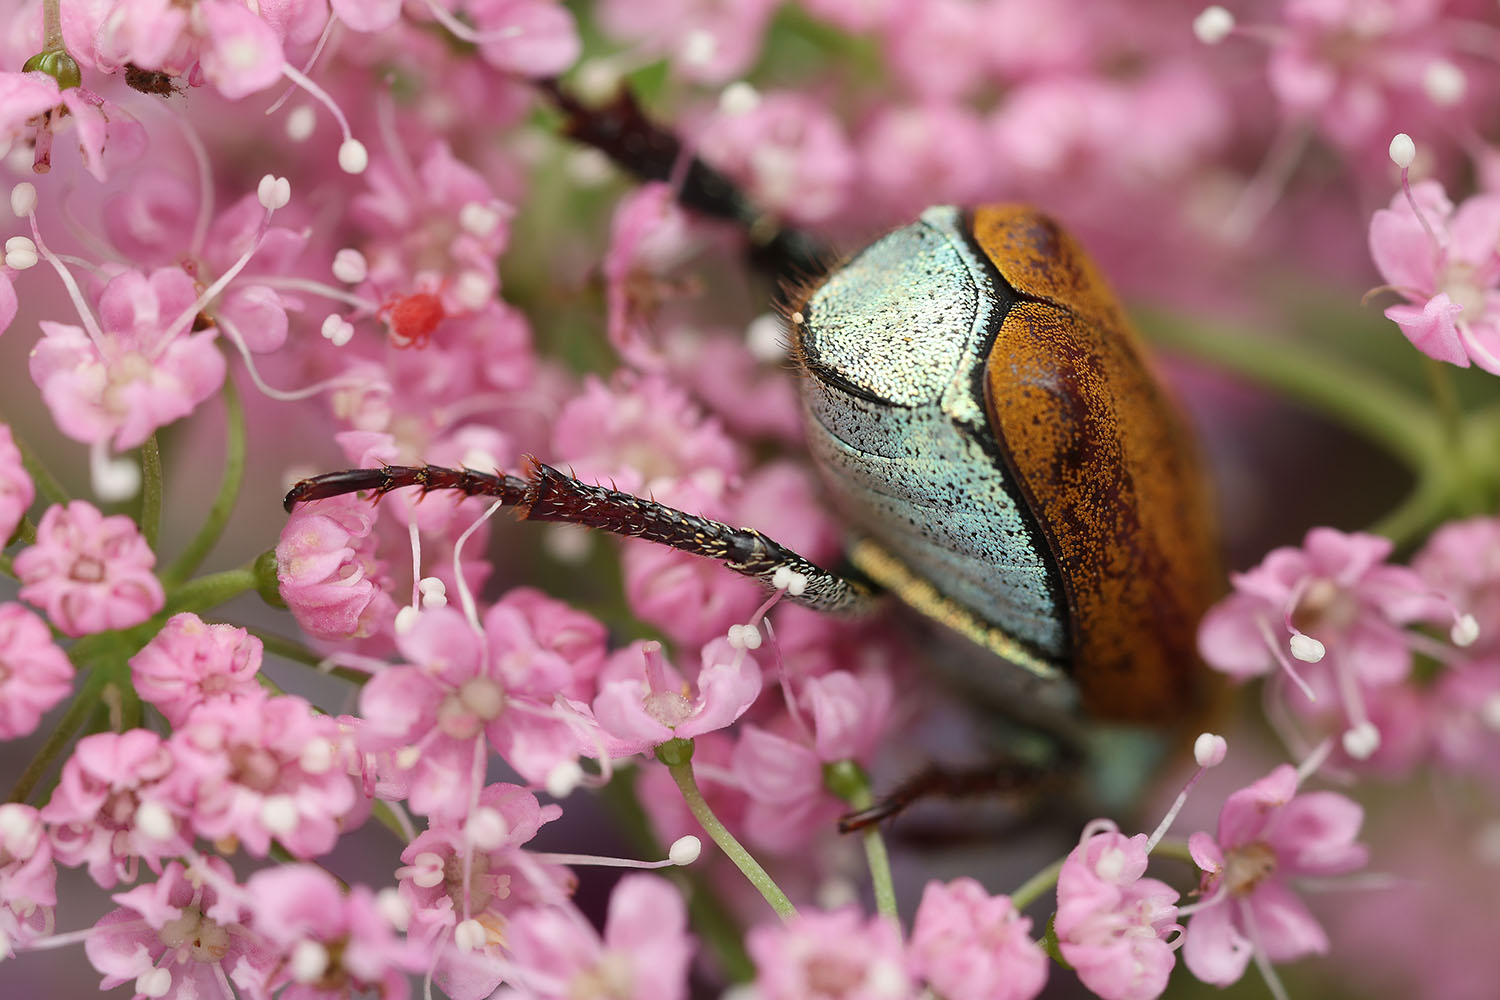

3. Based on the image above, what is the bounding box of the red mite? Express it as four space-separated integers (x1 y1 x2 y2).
379 291 446 348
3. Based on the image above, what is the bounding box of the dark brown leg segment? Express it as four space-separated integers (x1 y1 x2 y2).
837 757 1067 833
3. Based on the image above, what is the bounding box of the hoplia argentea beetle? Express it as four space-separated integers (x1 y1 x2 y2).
285 93 1222 817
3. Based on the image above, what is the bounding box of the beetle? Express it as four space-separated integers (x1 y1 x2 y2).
285 91 1221 822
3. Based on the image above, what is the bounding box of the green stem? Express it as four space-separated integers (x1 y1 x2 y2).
164 567 257 616
41 0 64 49
238 624 372 686
1366 475 1450 550
1010 858 1065 912
8 667 109 803
139 435 162 550
659 739 798 921
824 761 898 922
163 379 245 587
1136 308 1439 470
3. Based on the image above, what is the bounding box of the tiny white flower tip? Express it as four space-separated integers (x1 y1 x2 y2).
1423 60 1466 106
467 807 509 850
454 918 487 953
256 174 291 211
134 800 176 841
669 834 702 866
331 247 368 284
376 888 410 931
1451 614 1480 647
741 627 763 650
290 940 330 983
10 182 37 217
94 457 142 502
1194 732 1228 767
260 794 299 835
459 201 503 238
746 313 787 361
300 737 335 774
1389 133 1417 169
0 806 37 845
719 81 761 116
395 744 422 769
454 269 492 310
411 851 446 888
394 604 421 635
1193 6 1235 44
1342 722 1382 760
681 29 717 67
1289 632 1325 663
419 576 447 596
136 968 172 999
285 105 317 142
338 138 369 174
575 60 622 105
4 235 38 270
320 313 354 346
546 759 585 799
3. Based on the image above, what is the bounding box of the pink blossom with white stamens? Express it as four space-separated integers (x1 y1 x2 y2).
0 603 75 740
592 638 762 754
907 877 1048 1000
0 804 57 957
597 0 777 84
277 493 398 641
128 612 267 727
747 907 914 1000
14 501 164 638
601 184 702 368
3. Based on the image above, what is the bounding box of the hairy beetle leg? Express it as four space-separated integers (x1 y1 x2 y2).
837 757 1065 833
284 460 875 615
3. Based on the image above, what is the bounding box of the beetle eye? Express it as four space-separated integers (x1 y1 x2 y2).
797 212 983 407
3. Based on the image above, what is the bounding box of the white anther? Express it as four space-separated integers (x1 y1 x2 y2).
395 745 422 769
459 201 504 238
0 807 39 852
454 918 487 952
410 850 446 888
10 182 37 217
1389 133 1416 169
376 887 410 931
771 566 808 597
260 794 298 835
1423 60 1466 106
136 968 172 999
1451 613 1480 647
419 577 448 608
134 800 176 842
574 60 622 105
93 456 142 502
746 313 787 361
394 605 421 635
338 137 369 174
719 81 761 116
454 269 492 311
1341 722 1381 760
285 104 317 141
256 174 291 211
466 807 509 850
740 624 763 649
1289 633 1325 663
331 247 368 284
3 235 38 270
320 313 355 346
1193 732 1228 767
669 835 702 866
290 939 330 982
545 759 584 799
680 29 717 67
1193 6 1235 44
300 737 336 774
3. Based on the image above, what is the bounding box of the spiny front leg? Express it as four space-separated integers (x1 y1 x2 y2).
284 460 875 615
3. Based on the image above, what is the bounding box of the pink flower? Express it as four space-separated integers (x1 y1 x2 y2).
129 612 267 727
858 103 992 223
592 638 762 754
246 864 423 999
40 730 187 888
167 695 360 858
0 804 57 956
0 425 35 542
601 185 701 368
0 603 75 740
1182 764 1368 988
277 494 396 641
84 858 277 1000
597 0 777 84
14 501 164 637
1370 180 1500 371
29 267 226 451
1413 516 1500 652
0 72 62 141
467 0 582 77
747 908 915 1000
1054 824 1181 1000
907 878 1047 1000
506 874 694 1000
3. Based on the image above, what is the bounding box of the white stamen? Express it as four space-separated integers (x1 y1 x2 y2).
300 737 335 774
669 835 702 866
719 81 761 116
1288 633 1325 663
545 759 584 799
454 269 492 311
453 498 507 635
1341 722 1381 760
1423 60 1466 106
376 887 410 931
1193 6 1235 44
260 794 299 835
10 182 37 217
746 313 787 361
575 61 623 105
285 104 317 141
681 30 717 67
0 807 39 850
91 445 142 502
217 314 362 401
134 801 176 842
419 576 448 609
331 248 368 283
290 939 329 982
1389 133 1416 169
280 62 365 174
407 851 446 888
320 313 355 346
395 745 422 769
467 806 509 850
1094 844 1127 881
459 201 504 238
454 918 487 953
1194 732 1228 767
3 235 38 269
1451 613 1480 647
136 969 172 999
394 605 421 634
256 174 291 211
338 138 369 175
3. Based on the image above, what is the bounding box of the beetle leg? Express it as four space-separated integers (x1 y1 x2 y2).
837 756 1068 833
284 460 875 615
